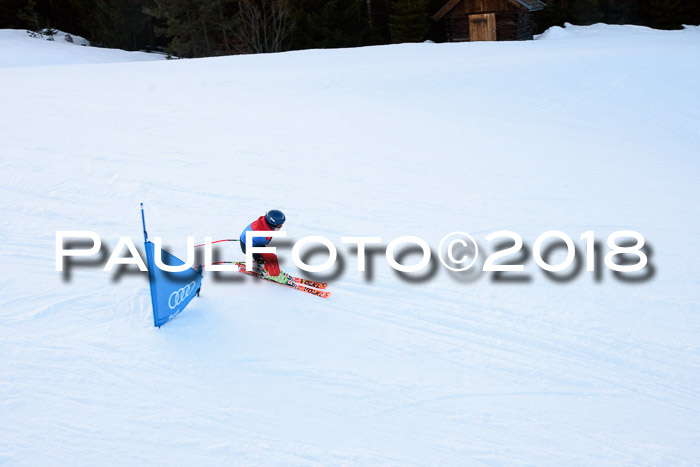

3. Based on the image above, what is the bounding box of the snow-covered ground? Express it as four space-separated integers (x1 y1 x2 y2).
0 29 165 67
1 25 699 465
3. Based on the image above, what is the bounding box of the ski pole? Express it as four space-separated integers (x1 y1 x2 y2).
193 239 240 248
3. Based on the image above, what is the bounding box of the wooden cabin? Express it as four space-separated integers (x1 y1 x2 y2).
432 0 546 42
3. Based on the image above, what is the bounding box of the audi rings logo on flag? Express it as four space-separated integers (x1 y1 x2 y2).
168 281 196 309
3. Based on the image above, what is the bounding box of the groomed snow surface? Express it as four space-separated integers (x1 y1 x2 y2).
1 25 699 465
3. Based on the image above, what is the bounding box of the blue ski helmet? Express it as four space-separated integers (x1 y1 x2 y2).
265 209 285 227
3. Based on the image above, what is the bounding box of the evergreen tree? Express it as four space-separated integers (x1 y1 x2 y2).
86 0 157 51
389 0 429 43
147 0 238 57
17 0 42 32
689 1 700 26
640 0 687 30
288 0 375 50
600 0 639 25
570 0 604 26
534 0 567 31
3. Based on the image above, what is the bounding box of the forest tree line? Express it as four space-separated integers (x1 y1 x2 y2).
1 0 698 58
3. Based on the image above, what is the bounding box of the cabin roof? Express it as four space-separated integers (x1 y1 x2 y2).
511 0 546 12
433 0 546 21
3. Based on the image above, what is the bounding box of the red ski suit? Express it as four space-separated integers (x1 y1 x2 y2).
240 215 281 276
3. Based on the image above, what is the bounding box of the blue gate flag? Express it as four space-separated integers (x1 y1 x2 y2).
141 204 202 327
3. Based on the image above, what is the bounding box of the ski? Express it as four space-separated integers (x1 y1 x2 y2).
235 261 328 289
292 277 328 289
238 266 331 298
294 283 331 298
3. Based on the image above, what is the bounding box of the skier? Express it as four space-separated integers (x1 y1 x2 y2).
239 209 285 278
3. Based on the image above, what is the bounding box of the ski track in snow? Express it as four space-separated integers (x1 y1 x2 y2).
1 25 699 465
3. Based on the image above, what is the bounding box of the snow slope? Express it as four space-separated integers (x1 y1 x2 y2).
1 24 699 465
0 29 165 67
